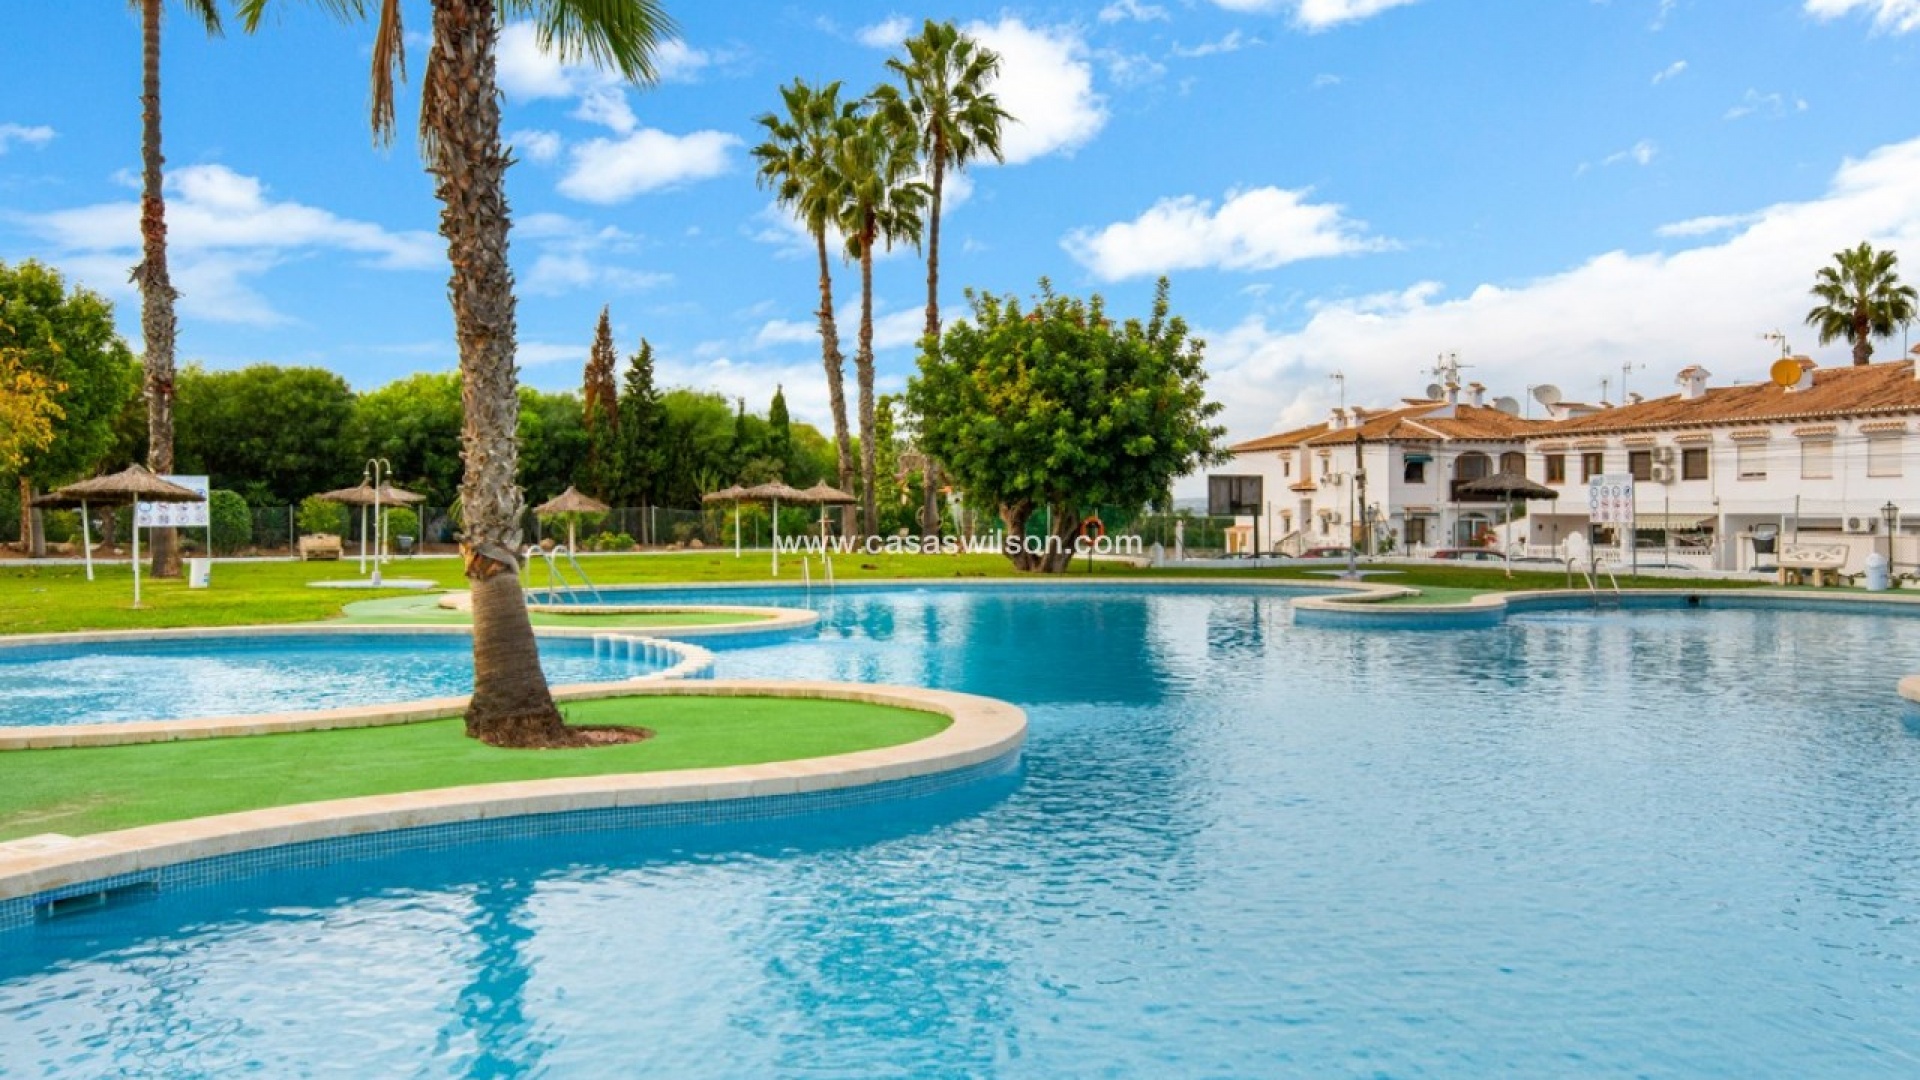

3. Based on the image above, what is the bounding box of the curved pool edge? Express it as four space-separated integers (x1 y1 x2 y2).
443 590 824 640
1291 584 1920 628
0 624 719 749
0 679 1027 915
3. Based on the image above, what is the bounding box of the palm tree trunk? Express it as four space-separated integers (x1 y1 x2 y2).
814 231 856 536
425 0 567 748
920 148 945 541
134 0 180 579
856 228 879 538
1854 312 1872 365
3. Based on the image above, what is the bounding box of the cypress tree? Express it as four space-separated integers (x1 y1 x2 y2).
582 307 620 499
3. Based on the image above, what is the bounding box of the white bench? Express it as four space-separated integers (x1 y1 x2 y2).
1777 541 1848 587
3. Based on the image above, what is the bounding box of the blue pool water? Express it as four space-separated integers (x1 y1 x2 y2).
0 632 671 727
4 585 1920 1076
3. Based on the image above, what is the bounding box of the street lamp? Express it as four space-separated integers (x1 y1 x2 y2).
1883 500 1900 572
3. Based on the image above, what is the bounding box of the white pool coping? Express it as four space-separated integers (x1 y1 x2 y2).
0 679 1026 904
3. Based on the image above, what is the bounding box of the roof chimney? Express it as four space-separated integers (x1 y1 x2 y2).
1466 381 1485 407
1328 407 1347 432
1676 365 1710 400
1787 355 1815 393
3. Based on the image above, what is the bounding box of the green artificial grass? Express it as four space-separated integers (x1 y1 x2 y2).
0 695 950 841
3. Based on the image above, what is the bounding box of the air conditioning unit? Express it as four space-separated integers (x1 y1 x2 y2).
1844 516 1880 534
1650 463 1675 483
1652 446 1674 464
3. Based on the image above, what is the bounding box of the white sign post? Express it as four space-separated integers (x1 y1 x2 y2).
132 476 211 605
1587 473 1635 568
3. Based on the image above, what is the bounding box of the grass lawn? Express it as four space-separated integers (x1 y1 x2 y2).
0 695 950 841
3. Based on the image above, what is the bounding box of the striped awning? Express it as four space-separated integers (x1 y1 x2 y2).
1634 512 1716 531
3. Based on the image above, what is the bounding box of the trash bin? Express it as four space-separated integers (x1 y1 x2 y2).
187 558 212 589
1865 552 1890 592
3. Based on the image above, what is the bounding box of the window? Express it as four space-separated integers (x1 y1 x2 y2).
1736 441 1766 481
1801 439 1833 480
1681 447 1709 481
1628 449 1652 482
1403 459 1427 484
1282 458 1291 478
1868 433 1904 478
1545 454 1566 483
1499 451 1526 476
1581 452 1605 481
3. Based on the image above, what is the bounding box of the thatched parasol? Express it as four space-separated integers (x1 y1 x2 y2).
1456 470 1560 576
314 481 425 573
702 484 748 503
534 486 611 550
798 481 856 504
39 465 203 601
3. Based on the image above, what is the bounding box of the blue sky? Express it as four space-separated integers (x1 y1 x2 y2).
5 0 1920 492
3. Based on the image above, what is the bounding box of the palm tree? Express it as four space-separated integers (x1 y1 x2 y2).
833 105 927 537
752 80 857 533
134 0 223 581
1805 241 1919 366
242 0 673 747
876 21 1009 537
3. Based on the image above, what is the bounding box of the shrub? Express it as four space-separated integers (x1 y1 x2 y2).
208 490 252 555
384 506 420 543
297 495 347 536
588 530 634 552
40 510 78 545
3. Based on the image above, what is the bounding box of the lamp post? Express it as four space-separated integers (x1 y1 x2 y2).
1883 500 1899 575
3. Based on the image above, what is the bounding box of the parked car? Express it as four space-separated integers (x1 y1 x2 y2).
1296 546 1354 559
1431 547 1505 562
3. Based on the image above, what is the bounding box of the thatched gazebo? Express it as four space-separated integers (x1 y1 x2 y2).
534 486 611 551
37 464 204 603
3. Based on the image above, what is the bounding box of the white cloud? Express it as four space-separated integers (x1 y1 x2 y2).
1195 137 1920 461
26 163 438 325
1312 73 1344 88
497 22 711 135
508 129 563 164
496 23 575 100
1655 212 1762 238
1208 0 1421 31
1651 60 1687 84
1064 185 1392 281
1099 0 1170 22
1603 139 1658 167
1173 31 1259 58
1805 0 1920 33
965 18 1107 164
1725 88 1809 120
857 17 911 49
0 123 54 153
650 39 715 83
557 128 738 203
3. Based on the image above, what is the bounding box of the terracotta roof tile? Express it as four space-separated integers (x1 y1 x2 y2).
1545 360 1920 436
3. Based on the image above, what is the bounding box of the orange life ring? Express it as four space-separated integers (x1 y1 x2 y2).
1080 516 1106 540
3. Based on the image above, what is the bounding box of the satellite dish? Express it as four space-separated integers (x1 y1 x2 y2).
1769 358 1801 387
1493 396 1521 415
1424 383 1445 399
1532 384 1563 406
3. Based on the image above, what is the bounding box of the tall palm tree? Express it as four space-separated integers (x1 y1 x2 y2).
876 21 1009 537
1805 241 1919 366
135 0 223 580
752 80 857 532
243 0 672 747
833 105 926 537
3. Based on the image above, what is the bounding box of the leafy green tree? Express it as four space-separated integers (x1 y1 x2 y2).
656 389 736 507
0 331 62 476
0 260 141 556
517 386 587 507
767 385 793 476
348 371 464 505
787 423 834 488
297 494 348 537
834 103 927 535
909 279 1227 572
581 306 620 499
174 364 358 506
135 0 223 579
613 338 663 513
877 21 1009 537
752 79 857 514
1806 241 1919 366
207 489 252 554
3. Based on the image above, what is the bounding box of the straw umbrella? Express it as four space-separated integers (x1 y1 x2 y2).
314 481 425 572
1456 470 1559 576
742 480 810 575
534 485 611 551
39 465 203 605
702 484 749 557
799 481 856 543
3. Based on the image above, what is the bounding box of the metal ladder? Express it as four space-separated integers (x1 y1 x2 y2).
1577 555 1622 608
523 544 603 604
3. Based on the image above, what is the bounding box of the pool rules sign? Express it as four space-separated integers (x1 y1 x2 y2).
1587 473 1634 524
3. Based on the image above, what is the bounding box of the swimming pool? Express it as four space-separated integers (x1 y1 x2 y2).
4 584 1920 1076
0 630 679 728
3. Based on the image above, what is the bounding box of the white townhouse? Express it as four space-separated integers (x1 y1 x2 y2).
1215 380 1548 555
1521 355 1920 573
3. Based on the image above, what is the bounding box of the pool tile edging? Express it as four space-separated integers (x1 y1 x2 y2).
0 679 1026 907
